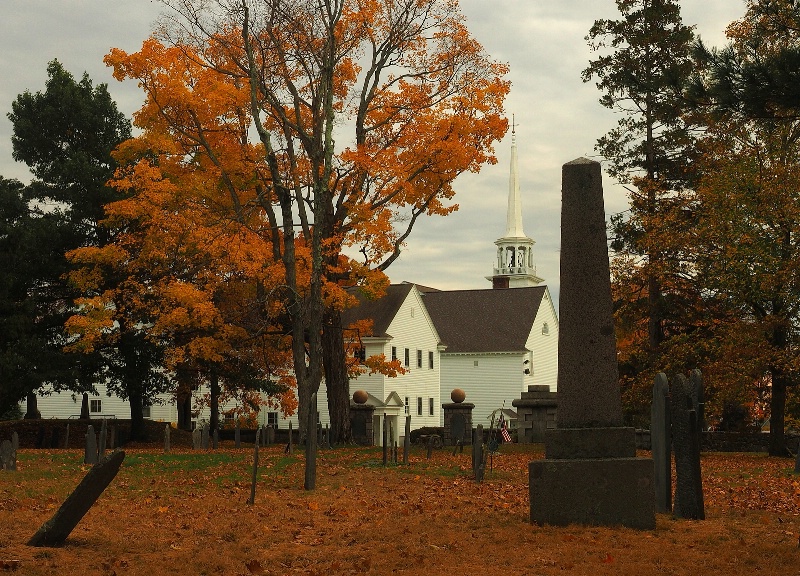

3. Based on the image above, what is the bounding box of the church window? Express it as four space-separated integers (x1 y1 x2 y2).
542 322 550 335
404 348 410 367
391 346 397 361
428 351 434 369
429 398 434 416
417 397 423 416
417 349 422 368
90 399 102 413
473 360 479 367
267 412 278 427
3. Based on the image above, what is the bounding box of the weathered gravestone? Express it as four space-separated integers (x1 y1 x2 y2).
164 424 171 453
99 420 107 459
84 425 98 465
0 439 16 471
529 158 655 529
201 425 210 450
472 425 485 483
671 373 704 520
192 427 202 450
652 372 672 513
28 451 126 547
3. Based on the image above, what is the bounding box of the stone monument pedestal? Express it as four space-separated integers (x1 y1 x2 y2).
530 427 654 529
442 402 474 446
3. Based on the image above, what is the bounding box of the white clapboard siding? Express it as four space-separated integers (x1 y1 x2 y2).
526 286 559 392
439 352 527 427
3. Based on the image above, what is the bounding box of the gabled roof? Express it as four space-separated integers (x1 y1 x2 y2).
422 286 546 353
341 283 416 337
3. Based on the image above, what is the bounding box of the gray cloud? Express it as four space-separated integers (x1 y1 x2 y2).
0 0 747 310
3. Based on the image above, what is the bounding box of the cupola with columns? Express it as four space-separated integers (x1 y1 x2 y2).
487 120 543 289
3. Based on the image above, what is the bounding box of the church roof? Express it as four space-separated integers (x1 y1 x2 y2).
422 286 546 353
341 283 416 337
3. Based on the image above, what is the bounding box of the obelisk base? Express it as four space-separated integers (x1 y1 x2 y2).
530 428 655 529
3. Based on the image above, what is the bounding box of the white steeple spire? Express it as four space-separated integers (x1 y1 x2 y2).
506 118 525 238
486 118 543 289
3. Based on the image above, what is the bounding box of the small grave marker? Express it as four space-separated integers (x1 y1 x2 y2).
84 425 98 465
0 440 15 471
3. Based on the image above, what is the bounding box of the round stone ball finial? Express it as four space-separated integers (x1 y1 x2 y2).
450 388 466 403
352 390 368 404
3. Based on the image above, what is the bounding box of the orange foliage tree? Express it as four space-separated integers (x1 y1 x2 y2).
102 0 509 441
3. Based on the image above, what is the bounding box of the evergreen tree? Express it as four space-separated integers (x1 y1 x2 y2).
582 0 698 423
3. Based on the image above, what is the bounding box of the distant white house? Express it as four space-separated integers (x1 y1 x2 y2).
22 130 559 442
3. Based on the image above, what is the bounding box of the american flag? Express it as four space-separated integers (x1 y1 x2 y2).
499 413 512 443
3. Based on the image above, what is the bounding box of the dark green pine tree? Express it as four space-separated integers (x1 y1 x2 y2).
582 0 698 424
2 61 169 438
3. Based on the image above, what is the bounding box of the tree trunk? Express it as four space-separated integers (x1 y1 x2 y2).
322 308 352 444
769 368 790 457
176 390 192 431
128 391 145 442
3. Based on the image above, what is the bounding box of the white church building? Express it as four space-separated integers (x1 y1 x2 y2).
22 131 559 442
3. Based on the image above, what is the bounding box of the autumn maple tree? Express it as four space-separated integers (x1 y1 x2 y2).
98 0 508 442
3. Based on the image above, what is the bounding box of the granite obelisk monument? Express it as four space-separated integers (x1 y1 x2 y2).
529 158 655 529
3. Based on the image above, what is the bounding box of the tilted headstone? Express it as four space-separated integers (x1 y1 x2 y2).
28 451 125 547
652 372 672 513
267 425 275 446
164 425 171 453
670 373 705 520
84 425 98 465
529 158 655 529
0 440 16 471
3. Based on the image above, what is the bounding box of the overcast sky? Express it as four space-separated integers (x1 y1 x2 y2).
0 0 746 310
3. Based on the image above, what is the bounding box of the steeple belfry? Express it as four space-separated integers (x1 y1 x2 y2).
487 121 544 289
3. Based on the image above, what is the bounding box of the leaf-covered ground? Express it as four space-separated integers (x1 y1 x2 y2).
1 445 798 575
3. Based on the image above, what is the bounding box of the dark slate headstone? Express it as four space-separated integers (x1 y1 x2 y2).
192 427 201 450
28 451 125 547
671 373 705 520
84 425 98 465
652 372 672 514
99 420 107 459
164 425 171 453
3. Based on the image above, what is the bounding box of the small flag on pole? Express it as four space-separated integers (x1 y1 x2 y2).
499 413 512 443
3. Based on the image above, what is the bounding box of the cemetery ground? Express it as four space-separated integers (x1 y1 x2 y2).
1 442 799 576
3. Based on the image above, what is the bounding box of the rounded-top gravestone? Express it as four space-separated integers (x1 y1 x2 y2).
352 390 368 404
450 389 466 403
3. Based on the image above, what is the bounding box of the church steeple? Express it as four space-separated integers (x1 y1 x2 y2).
487 120 543 289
